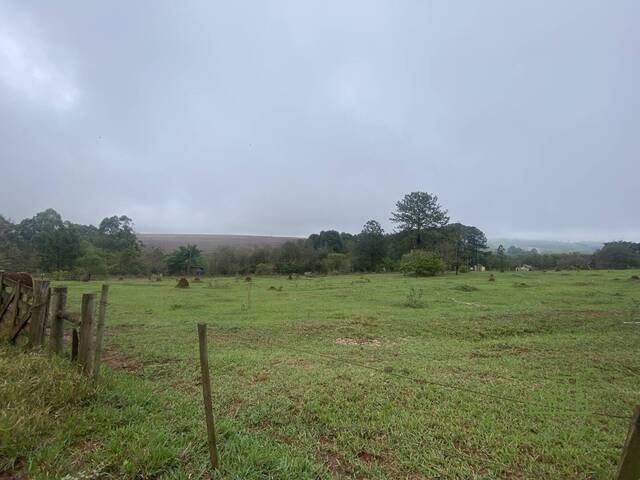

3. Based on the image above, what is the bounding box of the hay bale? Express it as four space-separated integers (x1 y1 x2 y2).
176 277 190 288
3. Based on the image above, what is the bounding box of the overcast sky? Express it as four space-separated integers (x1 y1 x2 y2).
0 1 637 241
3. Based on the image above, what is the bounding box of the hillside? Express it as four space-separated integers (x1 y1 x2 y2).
137 233 300 254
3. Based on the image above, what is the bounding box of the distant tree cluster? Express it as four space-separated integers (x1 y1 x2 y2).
0 209 142 277
483 241 639 271
1 194 637 277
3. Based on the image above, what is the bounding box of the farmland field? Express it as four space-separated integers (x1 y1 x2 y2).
2 270 640 479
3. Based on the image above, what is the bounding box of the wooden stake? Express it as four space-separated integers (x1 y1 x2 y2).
92 284 109 380
198 323 219 470
71 328 79 362
49 287 68 355
78 293 96 374
616 405 640 480
28 279 50 348
9 281 21 327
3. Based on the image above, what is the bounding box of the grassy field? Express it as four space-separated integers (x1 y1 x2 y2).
2 270 640 479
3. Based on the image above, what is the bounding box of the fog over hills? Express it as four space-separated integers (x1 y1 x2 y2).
138 233 299 255
139 233 604 255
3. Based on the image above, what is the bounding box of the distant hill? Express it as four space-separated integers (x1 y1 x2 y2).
138 233 300 254
487 238 602 254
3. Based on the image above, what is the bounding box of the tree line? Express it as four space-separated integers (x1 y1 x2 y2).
1 192 638 278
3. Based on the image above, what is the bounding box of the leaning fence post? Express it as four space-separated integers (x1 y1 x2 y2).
78 293 96 374
10 281 21 327
49 287 68 355
198 323 219 470
616 405 640 480
92 284 110 380
28 279 50 348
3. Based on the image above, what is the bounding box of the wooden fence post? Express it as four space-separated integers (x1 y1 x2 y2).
78 293 96 374
198 323 219 470
10 281 21 326
71 328 79 362
49 287 68 355
616 405 640 480
92 284 109 380
28 279 50 348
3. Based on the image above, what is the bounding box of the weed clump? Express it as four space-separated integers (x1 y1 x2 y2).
513 282 530 288
488 274 496 282
405 287 425 308
176 278 189 288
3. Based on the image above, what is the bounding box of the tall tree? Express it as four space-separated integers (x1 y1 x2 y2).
97 215 140 252
353 220 387 271
390 192 449 247
16 209 80 271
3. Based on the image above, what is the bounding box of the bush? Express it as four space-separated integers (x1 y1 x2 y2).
255 263 275 275
400 250 444 277
404 287 425 308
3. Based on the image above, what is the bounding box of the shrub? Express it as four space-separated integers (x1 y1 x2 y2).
255 263 275 275
400 250 444 277
405 287 425 308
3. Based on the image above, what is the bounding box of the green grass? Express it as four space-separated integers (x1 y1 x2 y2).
2 270 640 479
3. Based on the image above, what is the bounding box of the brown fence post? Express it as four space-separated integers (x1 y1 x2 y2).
616 405 640 480
198 323 219 470
49 287 68 355
78 293 96 374
28 279 50 348
92 284 109 380
10 281 21 326
71 328 79 362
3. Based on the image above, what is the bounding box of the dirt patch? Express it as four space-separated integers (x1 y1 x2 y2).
357 450 385 465
102 350 143 372
335 337 382 346
316 450 352 478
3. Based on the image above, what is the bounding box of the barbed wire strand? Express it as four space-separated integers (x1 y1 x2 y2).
234 335 632 422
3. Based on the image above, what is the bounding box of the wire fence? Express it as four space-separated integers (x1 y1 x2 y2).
227 333 634 423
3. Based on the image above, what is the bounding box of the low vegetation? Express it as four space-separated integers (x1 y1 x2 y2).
2 270 639 478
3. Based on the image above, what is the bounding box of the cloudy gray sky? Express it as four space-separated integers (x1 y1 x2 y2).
0 1 638 241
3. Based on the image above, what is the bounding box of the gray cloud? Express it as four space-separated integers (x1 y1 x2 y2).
0 0 638 241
